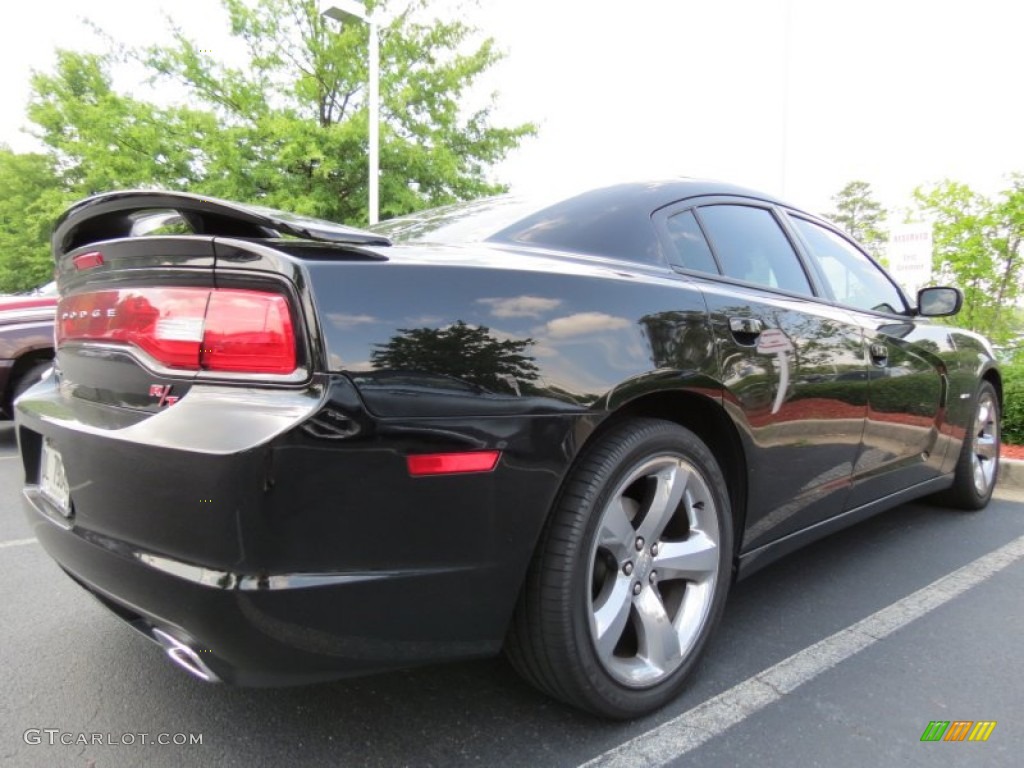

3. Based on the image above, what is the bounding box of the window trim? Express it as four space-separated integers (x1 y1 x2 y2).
652 196 828 301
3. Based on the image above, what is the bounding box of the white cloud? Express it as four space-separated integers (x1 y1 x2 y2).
327 312 377 328
477 295 562 318
406 315 445 325
544 312 631 339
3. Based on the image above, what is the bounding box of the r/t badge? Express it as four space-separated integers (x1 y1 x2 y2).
149 384 180 407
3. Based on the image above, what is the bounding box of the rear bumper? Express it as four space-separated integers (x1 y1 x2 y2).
16 372 581 684
23 491 500 684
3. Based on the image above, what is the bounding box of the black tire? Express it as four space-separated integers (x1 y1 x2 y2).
505 418 734 719
934 380 1000 510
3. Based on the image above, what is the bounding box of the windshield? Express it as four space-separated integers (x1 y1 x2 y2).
20 281 57 297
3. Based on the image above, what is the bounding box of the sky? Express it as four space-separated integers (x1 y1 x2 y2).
1 0 1022 216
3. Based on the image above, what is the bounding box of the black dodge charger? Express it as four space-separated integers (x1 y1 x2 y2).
15 180 1000 718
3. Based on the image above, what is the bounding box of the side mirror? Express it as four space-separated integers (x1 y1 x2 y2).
917 286 963 317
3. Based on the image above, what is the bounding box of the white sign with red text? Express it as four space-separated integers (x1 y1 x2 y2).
886 223 933 297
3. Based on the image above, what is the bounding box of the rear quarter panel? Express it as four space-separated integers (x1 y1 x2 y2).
298 244 722 418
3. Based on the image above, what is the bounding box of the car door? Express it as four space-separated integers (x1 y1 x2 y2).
654 200 869 552
784 214 949 508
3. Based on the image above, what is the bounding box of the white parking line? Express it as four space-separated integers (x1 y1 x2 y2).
0 538 36 549
580 533 1024 768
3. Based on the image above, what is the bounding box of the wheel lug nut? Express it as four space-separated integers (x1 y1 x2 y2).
632 582 642 595
651 543 659 556
635 537 644 551
650 570 658 583
623 561 634 575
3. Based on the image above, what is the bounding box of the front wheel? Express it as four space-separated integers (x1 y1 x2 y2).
505 418 734 719
935 380 1000 510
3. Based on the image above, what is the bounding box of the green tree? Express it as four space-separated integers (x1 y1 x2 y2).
914 179 1024 343
0 147 73 292
26 0 535 225
824 180 888 259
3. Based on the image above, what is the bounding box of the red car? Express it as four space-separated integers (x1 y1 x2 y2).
1 282 56 419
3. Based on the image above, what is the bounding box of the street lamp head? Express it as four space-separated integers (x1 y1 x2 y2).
320 0 369 24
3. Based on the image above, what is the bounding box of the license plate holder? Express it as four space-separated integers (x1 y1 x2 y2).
40 439 72 518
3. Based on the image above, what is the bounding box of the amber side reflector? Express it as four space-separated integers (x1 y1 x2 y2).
407 451 500 476
72 251 105 270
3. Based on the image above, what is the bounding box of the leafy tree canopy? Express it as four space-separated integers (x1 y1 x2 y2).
26 0 535 225
824 180 888 259
0 147 74 291
914 177 1024 343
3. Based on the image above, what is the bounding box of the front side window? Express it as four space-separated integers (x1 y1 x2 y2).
791 217 906 314
696 205 813 296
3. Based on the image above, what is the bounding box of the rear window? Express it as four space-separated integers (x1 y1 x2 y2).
370 196 548 244
129 210 195 237
665 210 718 273
372 191 664 265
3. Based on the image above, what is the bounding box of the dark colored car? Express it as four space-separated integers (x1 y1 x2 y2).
16 182 1000 718
1 282 56 419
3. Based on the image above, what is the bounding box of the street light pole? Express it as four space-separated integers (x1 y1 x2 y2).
321 0 380 225
368 14 379 225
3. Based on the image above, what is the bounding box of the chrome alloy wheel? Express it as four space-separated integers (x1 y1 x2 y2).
971 390 999 496
586 454 721 687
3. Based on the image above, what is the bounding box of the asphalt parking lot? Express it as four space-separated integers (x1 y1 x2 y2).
1 422 1021 768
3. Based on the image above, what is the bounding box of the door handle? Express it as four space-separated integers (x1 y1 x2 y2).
869 342 888 366
729 317 764 336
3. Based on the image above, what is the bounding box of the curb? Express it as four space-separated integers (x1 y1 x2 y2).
999 459 1024 490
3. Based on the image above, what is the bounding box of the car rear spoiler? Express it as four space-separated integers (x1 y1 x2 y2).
52 190 392 257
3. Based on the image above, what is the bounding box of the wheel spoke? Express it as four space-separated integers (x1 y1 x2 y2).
592 575 633 661
653 532 718 582
976 400 992 431
634 587 681 671
973 458 986 492
598 497 636 561
976 435 998 461
636 462 688 544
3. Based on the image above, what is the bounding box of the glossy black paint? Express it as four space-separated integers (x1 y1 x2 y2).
16 181 999 685
18 372 578 682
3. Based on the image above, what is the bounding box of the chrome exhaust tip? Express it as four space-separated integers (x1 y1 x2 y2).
151 628 220 682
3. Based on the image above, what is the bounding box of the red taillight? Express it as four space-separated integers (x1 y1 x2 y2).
201 291 295 373
57 287 297 374
406 451 501 476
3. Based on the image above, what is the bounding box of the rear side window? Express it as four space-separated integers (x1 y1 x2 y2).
697 205 813 296
665 210 718 274
791 217 906 314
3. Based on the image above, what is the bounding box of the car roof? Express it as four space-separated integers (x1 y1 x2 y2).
373 179 790 265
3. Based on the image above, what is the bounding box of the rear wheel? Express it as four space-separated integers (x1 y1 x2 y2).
936 381 1000 510
506 418 733 719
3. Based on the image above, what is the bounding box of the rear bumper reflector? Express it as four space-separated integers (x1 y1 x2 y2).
406 451 500 476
